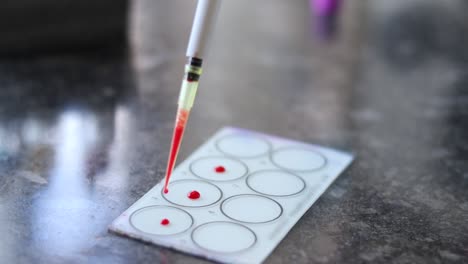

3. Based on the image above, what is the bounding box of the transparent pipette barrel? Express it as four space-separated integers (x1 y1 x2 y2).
163 57 203 193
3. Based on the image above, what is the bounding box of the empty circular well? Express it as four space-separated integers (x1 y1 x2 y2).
130 206 193 235
162 179 222 207
216 134 271 158
192 221 256 253
221 194 282 223
271 148 326 172
190 157 248 181
247 170 306 196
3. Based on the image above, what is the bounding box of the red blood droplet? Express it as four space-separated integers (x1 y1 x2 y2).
160 218 170 226
163 188 169 194
215 166 226 173
188 190 201 200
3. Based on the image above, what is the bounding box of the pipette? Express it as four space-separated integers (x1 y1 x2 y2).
163 0 221 193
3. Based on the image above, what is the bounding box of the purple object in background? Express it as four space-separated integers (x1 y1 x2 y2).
311 0 342 39
314 0 340 16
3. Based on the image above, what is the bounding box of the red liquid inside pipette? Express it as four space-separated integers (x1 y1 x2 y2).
163 109 190 193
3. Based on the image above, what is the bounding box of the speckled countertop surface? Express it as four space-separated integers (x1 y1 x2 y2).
0 0 467 263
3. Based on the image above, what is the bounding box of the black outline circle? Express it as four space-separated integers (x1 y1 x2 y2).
129 205 194 236
215 134 272 159
246 170 306 197
161 179 223 208
191 221 257 253
270 147 327 172
220 194 283 224
189 156 249 182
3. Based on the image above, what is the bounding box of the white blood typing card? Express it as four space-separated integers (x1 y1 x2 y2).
109 127 353 264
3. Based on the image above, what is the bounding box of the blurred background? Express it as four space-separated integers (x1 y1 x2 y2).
0 0 467 263
0 0 127 55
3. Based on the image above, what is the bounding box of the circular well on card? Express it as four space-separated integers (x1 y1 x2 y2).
270 147 327 172
221 194 282 224
191 221 256 253
190 156 248 182
246 170 306 197
216 134 271 158
162 179 222 207
130 205 193 235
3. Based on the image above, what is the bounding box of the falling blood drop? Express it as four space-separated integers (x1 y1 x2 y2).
163 188 169 194
188 190 201 200
161 218 170 226
215 166 226 173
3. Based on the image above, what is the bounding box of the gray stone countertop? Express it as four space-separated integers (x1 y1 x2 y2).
0 0 467 263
